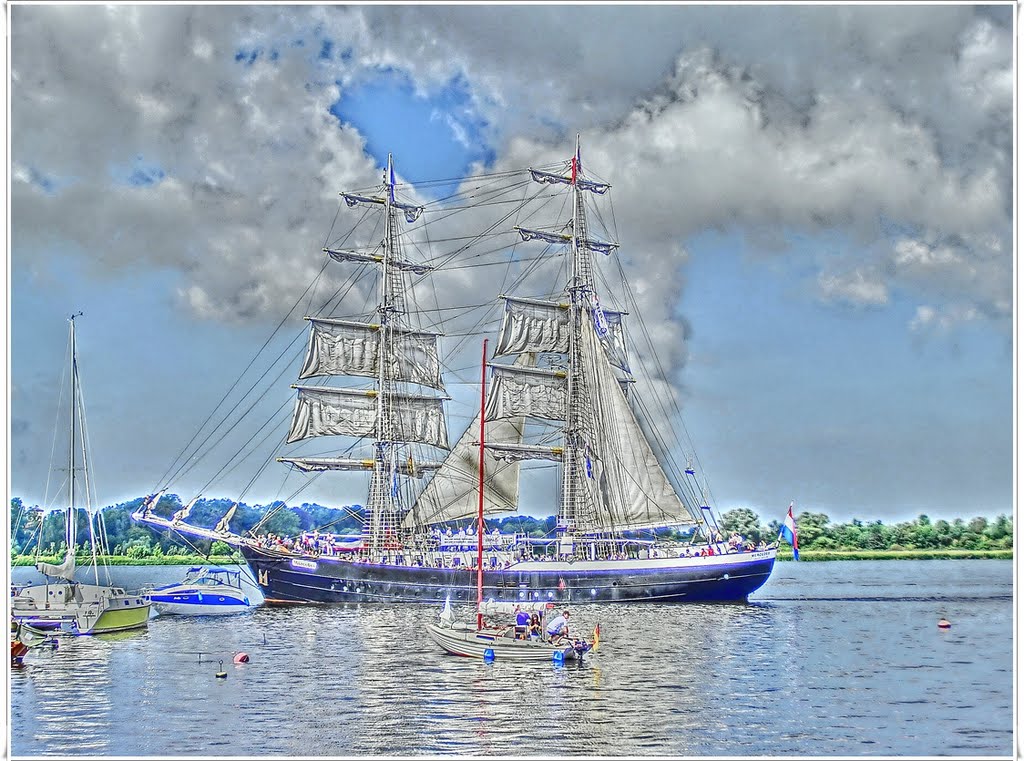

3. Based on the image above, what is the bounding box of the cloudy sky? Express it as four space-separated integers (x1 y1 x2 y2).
8 4 1013 525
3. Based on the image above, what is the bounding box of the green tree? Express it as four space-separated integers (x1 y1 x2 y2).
719 508 765 543
795 512 831 548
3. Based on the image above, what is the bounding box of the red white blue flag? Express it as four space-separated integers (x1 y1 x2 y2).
780 502 799 560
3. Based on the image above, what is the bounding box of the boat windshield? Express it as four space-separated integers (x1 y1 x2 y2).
182 567 240 585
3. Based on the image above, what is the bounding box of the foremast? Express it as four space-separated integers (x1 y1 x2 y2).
281 155 449 557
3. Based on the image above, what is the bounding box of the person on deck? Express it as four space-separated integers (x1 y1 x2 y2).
514 606 530 639
545 610 570 643
528 613 542 640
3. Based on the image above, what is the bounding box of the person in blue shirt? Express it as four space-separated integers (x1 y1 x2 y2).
514 606 530 639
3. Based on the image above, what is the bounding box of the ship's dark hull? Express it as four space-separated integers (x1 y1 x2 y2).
240 545 776 604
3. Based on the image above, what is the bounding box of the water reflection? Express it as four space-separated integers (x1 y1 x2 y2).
9 560 1013 757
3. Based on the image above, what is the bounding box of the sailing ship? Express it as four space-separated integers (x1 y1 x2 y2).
12 314 152 634
134 140 778 604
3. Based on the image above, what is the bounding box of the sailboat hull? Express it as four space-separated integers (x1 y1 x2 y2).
240 545 776 605
425 622 581 661
11 583 151 635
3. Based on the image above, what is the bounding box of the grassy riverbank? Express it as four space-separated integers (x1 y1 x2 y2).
776 548 1012 561
11 554 244 567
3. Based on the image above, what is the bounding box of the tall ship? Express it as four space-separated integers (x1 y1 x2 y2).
134 140 778 604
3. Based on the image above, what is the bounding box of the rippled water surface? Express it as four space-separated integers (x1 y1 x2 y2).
9 560 1013 757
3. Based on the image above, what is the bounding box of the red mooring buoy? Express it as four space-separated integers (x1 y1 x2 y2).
937 619 952 629
233 652 250 664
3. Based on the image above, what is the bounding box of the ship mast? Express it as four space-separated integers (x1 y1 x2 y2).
367 154 401 556
561 135 600 537
280 156 448 558
493 137 696 551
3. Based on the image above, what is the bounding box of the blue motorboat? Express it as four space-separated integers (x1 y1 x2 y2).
149 567 252 616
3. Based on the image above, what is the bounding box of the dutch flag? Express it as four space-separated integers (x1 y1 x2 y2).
780 502 799 560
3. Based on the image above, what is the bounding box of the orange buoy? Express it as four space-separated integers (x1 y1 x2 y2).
233 652 250 664
937 618 952 629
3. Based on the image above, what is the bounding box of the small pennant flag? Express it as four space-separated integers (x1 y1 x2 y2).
388 161 396 203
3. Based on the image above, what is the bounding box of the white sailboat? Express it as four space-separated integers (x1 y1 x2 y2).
12 314 151 635
426 345 596 662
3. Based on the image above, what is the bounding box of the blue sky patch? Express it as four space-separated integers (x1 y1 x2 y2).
331 71 493 195
111 157 166 187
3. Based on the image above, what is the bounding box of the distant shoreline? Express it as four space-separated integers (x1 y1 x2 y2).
775 549 1012 561
10 548 1011 568
10 554 243 567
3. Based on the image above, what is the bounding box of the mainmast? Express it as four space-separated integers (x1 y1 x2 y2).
488 137 696 553
561 135 602 537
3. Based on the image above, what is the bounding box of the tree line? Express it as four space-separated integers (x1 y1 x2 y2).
715 507 1012 551
9 495 1013 559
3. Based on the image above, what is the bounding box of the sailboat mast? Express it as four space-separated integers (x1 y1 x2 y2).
476 339 487 630
67 312 82 565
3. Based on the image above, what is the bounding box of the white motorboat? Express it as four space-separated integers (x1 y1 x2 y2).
149 567 252 616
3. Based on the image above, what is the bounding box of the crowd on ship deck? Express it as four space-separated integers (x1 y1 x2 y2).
247 528 771 564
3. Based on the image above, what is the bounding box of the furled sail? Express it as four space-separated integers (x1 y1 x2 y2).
484 442 563 462
514 226 618 255
340 193 424 223
37 501 79 580
287 386 449 449
298 318 444 390
278 456 442 477
578 319 695 530
36 550 76 581
172 495 201 524
528 168 610 195
484 365 567 422
402 414 525 529
323 248 433 275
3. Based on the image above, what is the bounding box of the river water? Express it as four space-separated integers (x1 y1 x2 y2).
9 559 1013 757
